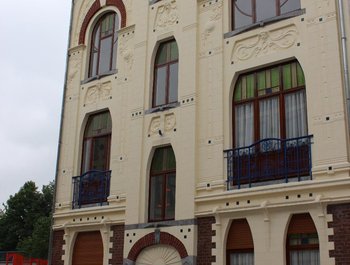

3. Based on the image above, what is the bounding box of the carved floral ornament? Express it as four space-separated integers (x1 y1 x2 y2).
154 0 178 30
232 25 299 61
84 82 112 105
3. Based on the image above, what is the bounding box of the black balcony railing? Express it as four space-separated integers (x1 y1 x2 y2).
72 170 111 209
224 135 313 190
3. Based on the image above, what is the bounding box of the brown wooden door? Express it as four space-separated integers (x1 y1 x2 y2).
72 231 103 265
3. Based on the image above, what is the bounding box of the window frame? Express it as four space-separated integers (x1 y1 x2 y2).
152 40 179 108
286 214 320 265
232 61 307 148
148 146 176 222
81 112 112 174
227 0 304 38
88 12 119 79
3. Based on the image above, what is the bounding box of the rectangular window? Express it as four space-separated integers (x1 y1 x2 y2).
232 0 301 30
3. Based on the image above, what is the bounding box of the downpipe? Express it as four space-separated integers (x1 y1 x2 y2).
337 0 350 133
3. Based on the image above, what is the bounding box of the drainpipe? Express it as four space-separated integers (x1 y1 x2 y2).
337 0 350 133
48 1 75 264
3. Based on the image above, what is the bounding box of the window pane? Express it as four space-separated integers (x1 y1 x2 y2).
256 0 277 21
156 44 168 65
234 0 253 29
230 252 254 265
151 148 165 172
297 62 305 86
234 79 242 102
149 176 164 221
271 67 280 89
235 103 254 147
169 63 178 103
290 250 319 265
285 90 307 138
85 112 112 137
82 139 92 173
165 173 176 219
90 27 100 77
91 136 109 170
246 74 255 99
259 97 280 139
257 71 266 91
98 37 112 74
281 0 301 14
165 147 176 170
111 14 119 70
170 41 179 61
283 64 292 90
101 14 114 37
155 66 167 106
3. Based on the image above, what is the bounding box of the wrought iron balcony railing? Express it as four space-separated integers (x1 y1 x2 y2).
224 135 313 190
72 170 111 209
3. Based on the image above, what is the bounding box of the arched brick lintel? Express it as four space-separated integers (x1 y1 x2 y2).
79 0 127 45
127 232 189 261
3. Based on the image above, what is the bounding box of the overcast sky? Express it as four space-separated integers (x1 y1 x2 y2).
0 1 71 208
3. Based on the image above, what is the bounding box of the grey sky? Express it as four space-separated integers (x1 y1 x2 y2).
0 1 71 207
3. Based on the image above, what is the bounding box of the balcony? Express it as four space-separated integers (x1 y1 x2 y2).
72 170 111 209
224 136 313 190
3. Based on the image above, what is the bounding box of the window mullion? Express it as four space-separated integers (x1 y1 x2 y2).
252 0 257 23
276 0 281 16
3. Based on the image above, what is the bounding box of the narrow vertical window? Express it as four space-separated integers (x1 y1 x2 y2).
89 12 119 78
149 146 176 221
287 213 320 265
153 40 179 107
226 219 254 265
81 112 112 173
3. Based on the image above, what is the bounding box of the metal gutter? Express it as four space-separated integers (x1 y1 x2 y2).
47 0 75 264
337 0 350 133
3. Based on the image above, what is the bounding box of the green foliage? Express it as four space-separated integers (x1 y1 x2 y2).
0 181 54 259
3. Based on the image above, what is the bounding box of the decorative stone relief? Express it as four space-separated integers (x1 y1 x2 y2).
67 47 84 89
118 26 135 79
164 113 176 132
232 25 298 61
84 81 112 105
153 0 178 32
148 113 176 136
199 0 223 56
135 245 182 265
149 116 161 136
73 0 96 46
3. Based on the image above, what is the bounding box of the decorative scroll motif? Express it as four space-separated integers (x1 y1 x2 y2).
67 52 82 88
154 0 178 31
149 116 161 136
119 29 135 75
73 0 96 45
232 25 298 61
164 114 176 132
85 82 112 105
135 245 182 265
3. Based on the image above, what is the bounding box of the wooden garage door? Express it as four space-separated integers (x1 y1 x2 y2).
72 231 103 265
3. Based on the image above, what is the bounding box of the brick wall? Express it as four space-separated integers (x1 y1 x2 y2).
327 203 350 265
109 225 125 265
51 230 65 265
197 216 216 265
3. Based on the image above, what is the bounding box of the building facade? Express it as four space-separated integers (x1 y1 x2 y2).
51 0 350 264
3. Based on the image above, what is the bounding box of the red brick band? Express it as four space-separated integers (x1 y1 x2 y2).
127 232 188 261
79 0 127 45
109 225 125 265
51 230 65 265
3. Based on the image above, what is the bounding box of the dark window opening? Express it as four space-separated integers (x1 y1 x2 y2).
153 40 179 108
149 146 176 222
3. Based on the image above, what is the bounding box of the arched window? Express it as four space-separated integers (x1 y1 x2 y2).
153 40 179 107
226 219 254 265
232 0 301 30
233 61 307 148
82 111 112 173
89 12 119 78
149 146 176 222
287 213 320 265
